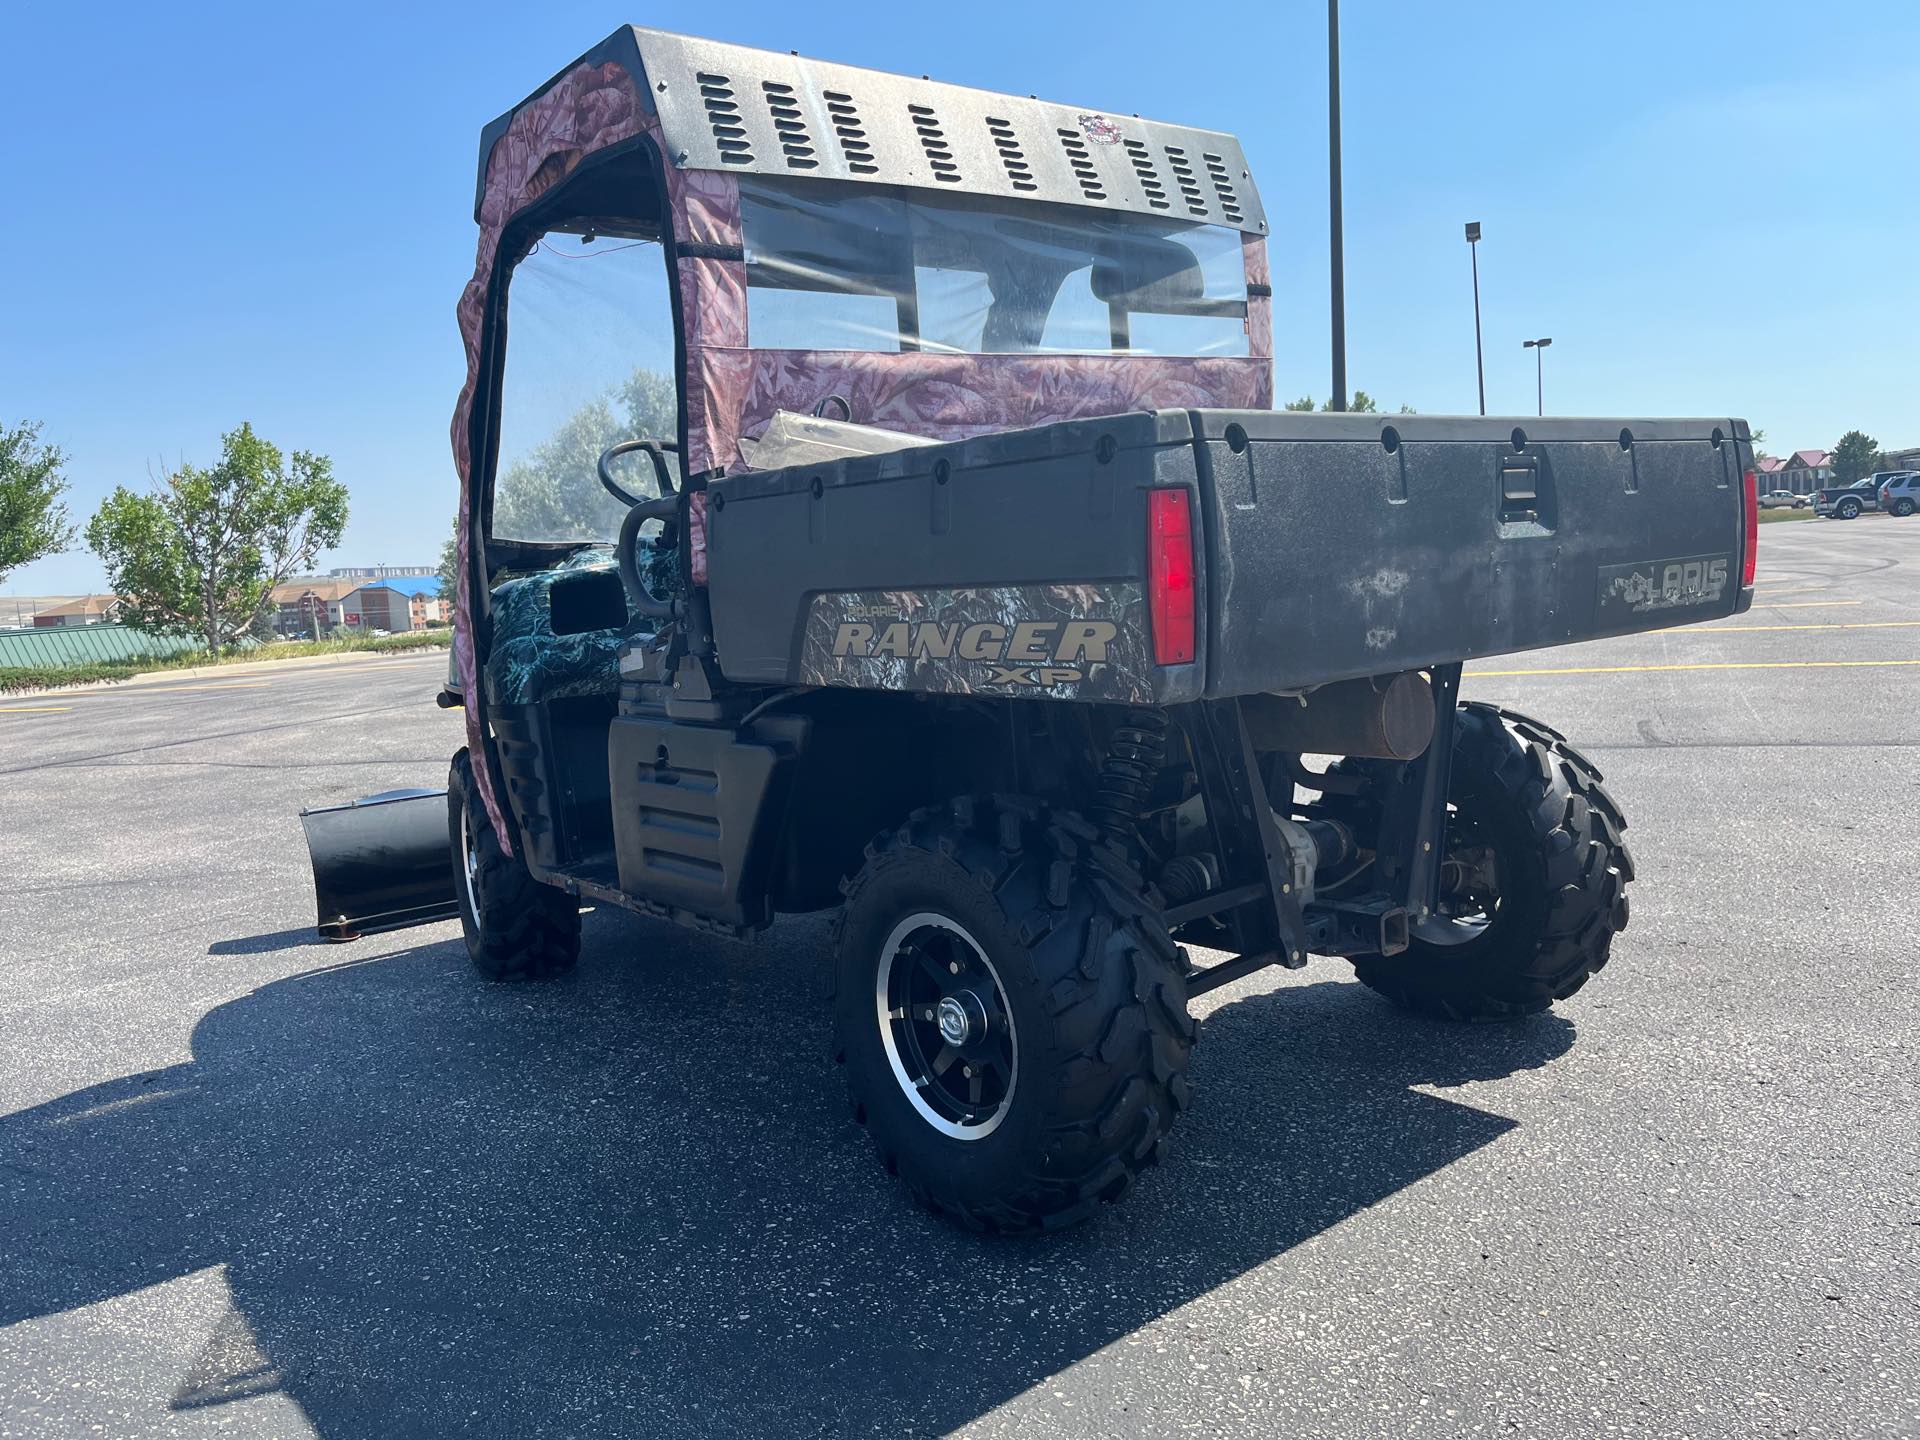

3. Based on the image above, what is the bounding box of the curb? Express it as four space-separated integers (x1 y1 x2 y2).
7 646 449 697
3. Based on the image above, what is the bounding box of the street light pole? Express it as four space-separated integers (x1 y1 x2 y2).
1523 336 1553 416
1328 0 1346 412
1465 222 1485 416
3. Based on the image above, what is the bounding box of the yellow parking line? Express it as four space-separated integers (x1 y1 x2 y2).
1690 621 1920 634
1751 600 1863 610
1470 659 1920 677
0 704 73 713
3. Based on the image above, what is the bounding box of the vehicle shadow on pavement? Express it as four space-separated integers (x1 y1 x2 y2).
1 912 1572 1439
207 927 322 957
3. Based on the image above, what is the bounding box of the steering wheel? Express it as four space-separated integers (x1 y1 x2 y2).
598 437 680 508
597 438 683 622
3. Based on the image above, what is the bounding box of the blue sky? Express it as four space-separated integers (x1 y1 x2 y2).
3 0 1915 595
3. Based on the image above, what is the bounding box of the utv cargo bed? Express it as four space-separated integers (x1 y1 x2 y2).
704 409 1754 702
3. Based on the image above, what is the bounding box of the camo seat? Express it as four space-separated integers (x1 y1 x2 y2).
483 550 637 708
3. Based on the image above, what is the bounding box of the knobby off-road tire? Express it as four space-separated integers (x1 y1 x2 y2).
1350 703 1634 1021
833 797 1195 1233
448 748 580 981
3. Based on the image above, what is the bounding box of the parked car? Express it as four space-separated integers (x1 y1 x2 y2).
1879 472 1920 517
1761 489 1807 509
1814 480 1883 519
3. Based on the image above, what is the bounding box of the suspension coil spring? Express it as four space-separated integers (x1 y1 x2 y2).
1091 708 1170 847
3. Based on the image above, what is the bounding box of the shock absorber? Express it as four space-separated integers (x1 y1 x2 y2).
1091 708 1169 848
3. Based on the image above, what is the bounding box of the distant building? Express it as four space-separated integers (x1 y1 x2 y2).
1767 449 1833 497
1883 444 1920 472
327 565 437 579
269 578 444 637
270 580 362 637
32 595 123 627
368 575 450 628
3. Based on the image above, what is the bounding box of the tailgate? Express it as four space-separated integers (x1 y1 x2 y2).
1192 412 1752 696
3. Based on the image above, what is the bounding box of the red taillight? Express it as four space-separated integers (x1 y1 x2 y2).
1741 468 1758 588
1148 488 1196 666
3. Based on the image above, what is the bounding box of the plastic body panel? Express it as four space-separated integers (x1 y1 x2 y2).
607 714 807 929
704 409 1752 701
493 699 617 876
705 411 1206 703
1190 412 1750 695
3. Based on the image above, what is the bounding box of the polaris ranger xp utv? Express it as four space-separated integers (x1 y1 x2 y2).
301 26 1759 1233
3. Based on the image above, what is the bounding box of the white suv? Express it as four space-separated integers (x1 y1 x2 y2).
1878 472 1919 517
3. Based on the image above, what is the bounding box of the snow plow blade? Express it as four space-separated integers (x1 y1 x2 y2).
300 788 459 941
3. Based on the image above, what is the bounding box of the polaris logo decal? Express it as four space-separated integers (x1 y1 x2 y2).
830 619 1119 686
1597 554 1730 615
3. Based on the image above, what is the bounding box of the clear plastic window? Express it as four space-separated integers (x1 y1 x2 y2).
739 178 1249 357
493 232 680 542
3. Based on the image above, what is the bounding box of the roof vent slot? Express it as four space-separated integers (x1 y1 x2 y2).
696 72 753 165
760 80 817 169
1122 139 1171 209
1203 152 1243 223
908 103 962 183
1056 129 1107 201
823 90 878 174
1163 146 1209 217
986 117 1038 192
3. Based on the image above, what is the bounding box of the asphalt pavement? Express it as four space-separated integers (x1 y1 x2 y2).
1 519 1914 1439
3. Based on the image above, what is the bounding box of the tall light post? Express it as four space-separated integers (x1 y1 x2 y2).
1465 222 1485 416
1523 336 1553 416
1328 0 1346 411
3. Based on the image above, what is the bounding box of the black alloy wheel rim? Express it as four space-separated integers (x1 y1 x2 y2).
874 913 1019 1140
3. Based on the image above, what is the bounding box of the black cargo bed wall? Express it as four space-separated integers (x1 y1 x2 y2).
1188 412 1746 694
703 411 1207 706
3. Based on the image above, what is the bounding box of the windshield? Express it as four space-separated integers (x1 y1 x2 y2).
492 231 679 543
739 177 1250 357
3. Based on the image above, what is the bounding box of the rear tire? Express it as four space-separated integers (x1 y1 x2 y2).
1838 498 1861 519
833 797 1195 1233
448 748 580 981
1893 499 1915 518
1348 704 1633 1021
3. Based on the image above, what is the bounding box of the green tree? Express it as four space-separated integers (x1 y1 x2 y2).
1749 427 1768 460
493 368 678 541
87 423 348 652
1831 430 1879 484
437 515 460 602
1285 393 1405 415
0 421 76 585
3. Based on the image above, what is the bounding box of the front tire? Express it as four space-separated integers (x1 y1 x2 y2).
448 748 580 980
1349 704 1633 1021
833 797 1194 1233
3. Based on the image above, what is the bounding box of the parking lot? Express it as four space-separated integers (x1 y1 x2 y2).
1 520 1913 1439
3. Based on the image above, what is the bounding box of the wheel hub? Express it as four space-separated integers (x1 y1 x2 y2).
936 992 986 1046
